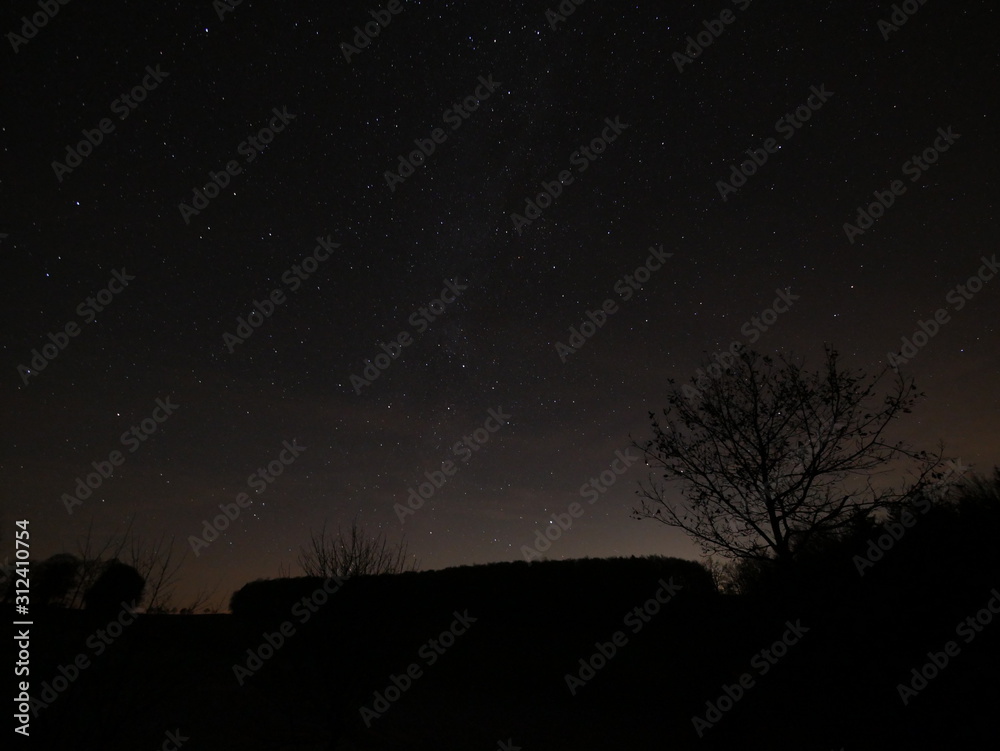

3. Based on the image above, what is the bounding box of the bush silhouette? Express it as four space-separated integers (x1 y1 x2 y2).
34 554 81 607
230 554 716 620
83 559 145 615
721 467 1000 607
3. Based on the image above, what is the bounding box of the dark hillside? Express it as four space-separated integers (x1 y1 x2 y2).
19 499 1000 751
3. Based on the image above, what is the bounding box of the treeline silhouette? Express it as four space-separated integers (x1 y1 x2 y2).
14 471 1000 750
213 469 1000 749
4 556 144 617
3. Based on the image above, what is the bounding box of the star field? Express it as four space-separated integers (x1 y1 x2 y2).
2 0 997 606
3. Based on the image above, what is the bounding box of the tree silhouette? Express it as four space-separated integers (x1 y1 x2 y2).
69 517 184 612
83 559 145 615
297 516 417 579
632 346 946 569
33 554 81 607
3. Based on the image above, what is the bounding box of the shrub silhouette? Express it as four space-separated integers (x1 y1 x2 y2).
721 467 1000 605
34 554 81 607
83 559 145 615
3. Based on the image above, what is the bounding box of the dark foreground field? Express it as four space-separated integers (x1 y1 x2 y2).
16 528 1000 750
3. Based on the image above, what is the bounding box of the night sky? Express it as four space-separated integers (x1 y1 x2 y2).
4 0 997 607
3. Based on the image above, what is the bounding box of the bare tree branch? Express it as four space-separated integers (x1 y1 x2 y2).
66 516 187 611
632 346 947 567
297 515 418 579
